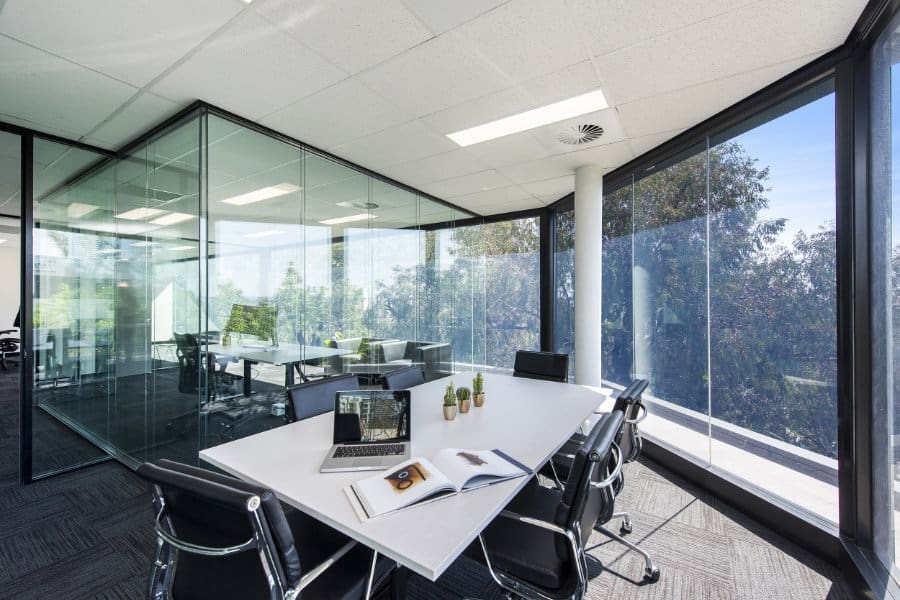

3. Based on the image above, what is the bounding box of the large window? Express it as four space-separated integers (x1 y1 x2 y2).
600 82 837 523
871 12 900 572
554 207 575 379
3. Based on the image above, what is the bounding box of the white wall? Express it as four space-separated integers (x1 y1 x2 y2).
0 240 19 328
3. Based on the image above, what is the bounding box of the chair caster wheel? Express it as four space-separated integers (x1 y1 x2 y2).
620 522 633 535
645 566 660 583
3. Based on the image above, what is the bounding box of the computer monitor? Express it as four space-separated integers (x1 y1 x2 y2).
225 303 277 341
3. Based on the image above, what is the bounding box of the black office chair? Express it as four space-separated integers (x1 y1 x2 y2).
465 411 624 600
513 350 569 383
174 332 236 398
137 459 393 600
285 373 360 422
0 308 20 371
542 379 658 583
380 365 425 390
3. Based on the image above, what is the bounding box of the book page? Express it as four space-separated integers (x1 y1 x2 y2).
349 457 455 519
431 448 526 491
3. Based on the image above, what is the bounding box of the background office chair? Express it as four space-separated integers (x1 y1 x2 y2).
0 308 20 371
285 373 359 422
465 411 624 600
174 332 236 399
137 459 393 600
513 350 569 383
380 365 424 390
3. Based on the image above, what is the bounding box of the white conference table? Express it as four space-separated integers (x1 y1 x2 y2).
206 343 351 394
200 372 607 582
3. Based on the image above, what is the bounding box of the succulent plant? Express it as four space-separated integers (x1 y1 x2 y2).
456 386 471 402
443 382 457 406
473 372 484 394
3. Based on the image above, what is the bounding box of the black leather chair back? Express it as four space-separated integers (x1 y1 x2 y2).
556 411 624 551
616 379 648 463
174 332 201 393
286 373 359 422
512 350 569 383
137 459 302 600
381 365 425 390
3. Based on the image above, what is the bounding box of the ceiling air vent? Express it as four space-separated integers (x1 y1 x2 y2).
557 124 603 145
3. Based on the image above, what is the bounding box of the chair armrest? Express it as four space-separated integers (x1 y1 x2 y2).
154 508 256 557
625 403 648 425
291 539 358 596
590 443 623 490
496 510 568 536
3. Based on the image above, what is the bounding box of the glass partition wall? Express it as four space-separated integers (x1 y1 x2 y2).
585 80 839 525
28 111 492 472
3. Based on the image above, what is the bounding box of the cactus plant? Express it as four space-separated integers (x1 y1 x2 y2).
473 372 484 394
443 383 456 406
457 386 472 413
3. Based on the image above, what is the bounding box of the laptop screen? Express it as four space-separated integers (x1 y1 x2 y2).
333 390 411 444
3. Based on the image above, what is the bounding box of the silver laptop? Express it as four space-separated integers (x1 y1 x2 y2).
319 390 411 473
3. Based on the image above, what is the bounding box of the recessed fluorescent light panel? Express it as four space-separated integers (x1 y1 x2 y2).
221 183 301 206
0 239 6 244
132 241 154 247
169 245 195 251
319 213 375 225
67 203 100 219
116 207 165 220
447 89 609 147
97 248 120 254
150 212 195 226
243 230 285 239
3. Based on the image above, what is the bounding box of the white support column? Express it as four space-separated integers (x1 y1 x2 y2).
574 165 603 386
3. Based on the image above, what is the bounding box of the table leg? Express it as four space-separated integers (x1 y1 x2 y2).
390 565 408 600
243 360 253 397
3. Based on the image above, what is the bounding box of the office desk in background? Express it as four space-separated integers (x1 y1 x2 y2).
201 372 607 585
206 343 351 395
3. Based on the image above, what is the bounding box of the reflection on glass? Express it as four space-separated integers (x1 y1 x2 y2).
554 208 575 379
871 14 900 570
602 184 633 387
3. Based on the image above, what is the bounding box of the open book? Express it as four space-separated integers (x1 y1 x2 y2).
346 448 529 521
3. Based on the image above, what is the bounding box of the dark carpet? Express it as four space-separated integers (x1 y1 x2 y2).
0 369 857 599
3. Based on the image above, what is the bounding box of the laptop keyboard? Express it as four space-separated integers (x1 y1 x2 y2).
333 444 406 458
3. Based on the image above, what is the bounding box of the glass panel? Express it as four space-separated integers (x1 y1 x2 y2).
32 138 112 476
554 207 575 380
709 82 837 523
481 218 540 370
871 14 900 570
205 115 303 447
633 144 710 463
601 181 633 387
0 131 19 337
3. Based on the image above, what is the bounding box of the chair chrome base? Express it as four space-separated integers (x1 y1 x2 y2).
593 525 659 583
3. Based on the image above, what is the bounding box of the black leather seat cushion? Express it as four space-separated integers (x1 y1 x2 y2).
467 483 572 591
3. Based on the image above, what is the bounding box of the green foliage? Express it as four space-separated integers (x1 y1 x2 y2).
443 382 456 406
456 386 471 402
473 371 484 394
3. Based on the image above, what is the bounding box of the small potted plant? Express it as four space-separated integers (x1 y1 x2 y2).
456 386 472 413
473 372 486 407
443 382 457 421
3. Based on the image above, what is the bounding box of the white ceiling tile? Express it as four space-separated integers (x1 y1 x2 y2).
258 0 432 75
421 169 513 198
400 0 508 35
0 111 90 148
616 55 816 139
627 130 684 160
571 0 755 59
259 79 410 149
550 140 635 172
456 192 543 215
498 158 573 184
593 0 861 105
520 60 602 105
152 11 346 120
456 0 590 82
359 30 511 118
521 176 574 203
422 86 533 135
87 93 184 148
381 149 489 187
462 131 549 168
530 108 626 155
0 0 245 88
0 36 138 138
331 120 457 170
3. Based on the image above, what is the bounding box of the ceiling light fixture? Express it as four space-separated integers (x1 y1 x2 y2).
447 89 609 147
67 203 100 219
116 207 166 220
97 248 120 254
132 241 155 247
319 213 376 225
243 229 285 239
221 183 301 206
0 239 6 245
169 245 195 251
150 212 195 226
